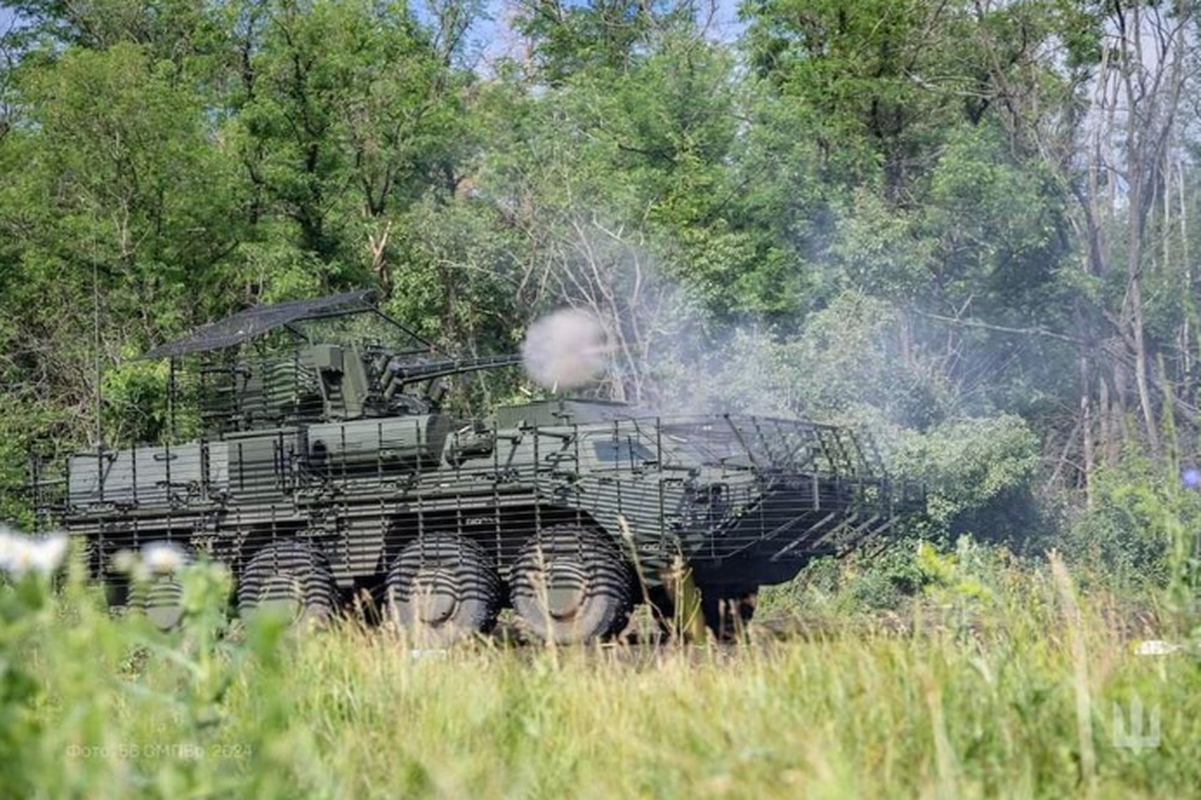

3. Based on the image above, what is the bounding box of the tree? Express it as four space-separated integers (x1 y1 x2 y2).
0 44 238 441
229 0 470 297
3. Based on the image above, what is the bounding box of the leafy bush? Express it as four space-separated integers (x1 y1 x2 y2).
1064 455 1201 598
890 413 1045 548
759 544 927 615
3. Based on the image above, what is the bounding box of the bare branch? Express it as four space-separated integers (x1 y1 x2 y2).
912 310 1086 345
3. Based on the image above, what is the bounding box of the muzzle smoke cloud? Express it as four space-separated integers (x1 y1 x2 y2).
521 308 609 391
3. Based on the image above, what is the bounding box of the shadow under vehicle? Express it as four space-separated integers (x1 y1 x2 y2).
29 291 922 642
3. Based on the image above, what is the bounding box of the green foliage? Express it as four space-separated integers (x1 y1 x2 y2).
914 536 1004 608
827 189 935 300
1066 456 1201 597
792 292 955 427
513 0 689 85
18 42 235 301
230 0 464 275
0 402 53 526
761 543 928 614
762 535 1017 617
925 123 1069 318
99 360 170 445
892 414 1043 544
7 0 221 60
676 291 956 429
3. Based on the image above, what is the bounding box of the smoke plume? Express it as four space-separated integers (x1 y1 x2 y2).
521 308 609 390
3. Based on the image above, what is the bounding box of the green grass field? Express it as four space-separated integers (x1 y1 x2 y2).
4 551 1200 800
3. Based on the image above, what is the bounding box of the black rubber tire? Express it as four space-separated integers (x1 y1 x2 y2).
385 534 502 645
237 540 338 626
700 589 758 641
512 526 633 644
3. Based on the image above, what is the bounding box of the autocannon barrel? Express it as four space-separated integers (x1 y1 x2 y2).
387 353 524 385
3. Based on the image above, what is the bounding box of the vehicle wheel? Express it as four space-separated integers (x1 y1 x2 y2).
237 540 338 626
127 545 189 630
128 573 188 630
700 589 758 641
385 534 501 645
512 526 633 644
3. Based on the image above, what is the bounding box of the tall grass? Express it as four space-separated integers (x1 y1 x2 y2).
4 551 1200 799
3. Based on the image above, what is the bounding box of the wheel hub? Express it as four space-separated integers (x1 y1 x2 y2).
545 563 587 620
255 575 304 621
414 569 458 626
143 577 184 630
145 601 184 630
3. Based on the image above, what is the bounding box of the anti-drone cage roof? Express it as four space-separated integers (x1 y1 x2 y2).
144 290 432 359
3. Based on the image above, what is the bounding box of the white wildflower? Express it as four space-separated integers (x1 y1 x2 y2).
0 526 68 577
0 530 20 572
29 535 68 575
408 649 449 659
141 541 188 575
3 535 34 575
111 549 139 575
1134 640 1182 657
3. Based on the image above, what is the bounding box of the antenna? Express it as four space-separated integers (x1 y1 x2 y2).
168 356 177 442
93 259 102 450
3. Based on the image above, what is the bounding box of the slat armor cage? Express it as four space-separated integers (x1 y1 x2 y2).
28 292 923 637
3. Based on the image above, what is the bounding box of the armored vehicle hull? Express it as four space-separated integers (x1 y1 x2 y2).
33 400 913 640
29 293 919 642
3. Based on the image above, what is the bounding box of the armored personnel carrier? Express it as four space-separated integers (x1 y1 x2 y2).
29 291 919 641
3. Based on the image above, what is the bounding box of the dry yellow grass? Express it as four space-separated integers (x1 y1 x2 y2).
4 557 1200 799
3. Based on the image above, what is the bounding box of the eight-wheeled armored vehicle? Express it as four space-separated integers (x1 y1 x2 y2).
29 291 920 641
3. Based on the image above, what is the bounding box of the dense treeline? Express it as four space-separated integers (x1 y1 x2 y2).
2 0 1200 588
